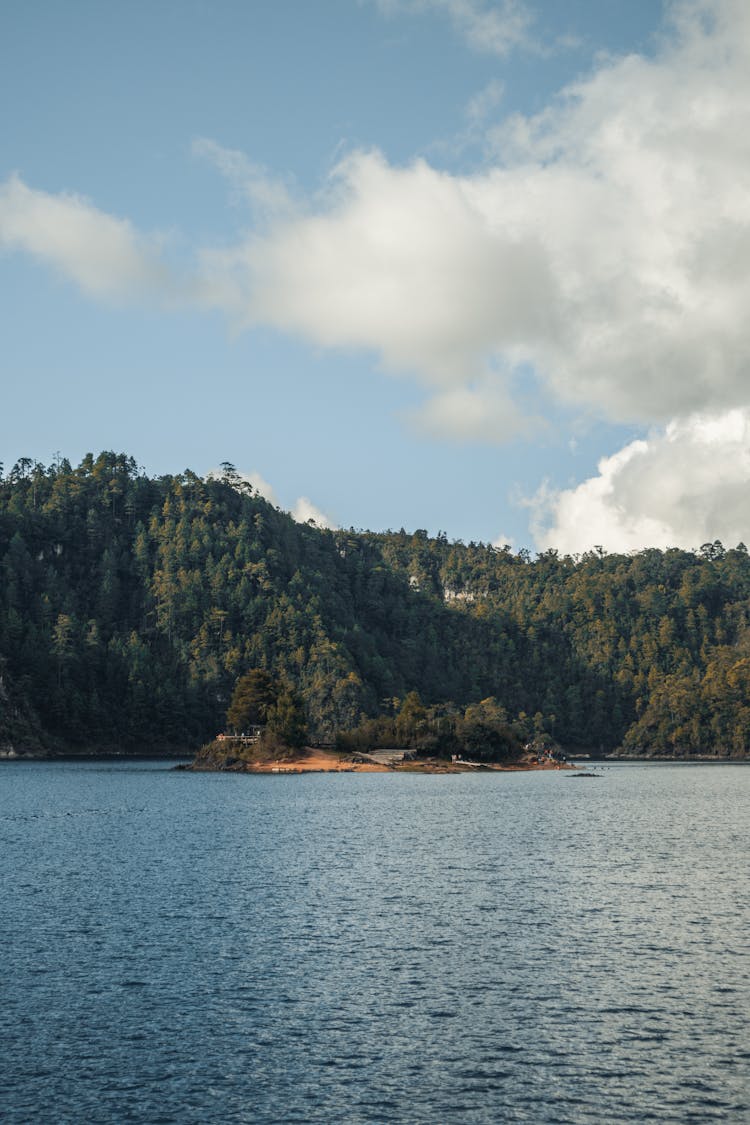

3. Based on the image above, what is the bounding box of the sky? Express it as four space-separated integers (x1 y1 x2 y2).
2 0 749 552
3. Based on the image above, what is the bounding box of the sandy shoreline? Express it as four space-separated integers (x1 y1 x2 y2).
192 746 575 774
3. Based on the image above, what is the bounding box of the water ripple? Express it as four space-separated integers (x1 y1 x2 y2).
1 760 749 1123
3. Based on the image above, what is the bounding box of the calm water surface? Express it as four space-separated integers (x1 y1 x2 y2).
1 761 749 1123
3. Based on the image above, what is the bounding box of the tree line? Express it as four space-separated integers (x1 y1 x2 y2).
1 452 749 757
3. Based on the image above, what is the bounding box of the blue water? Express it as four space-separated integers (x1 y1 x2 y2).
1 761 749 1123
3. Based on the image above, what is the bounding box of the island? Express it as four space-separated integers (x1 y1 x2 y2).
187 738 573 774
185 671 574 774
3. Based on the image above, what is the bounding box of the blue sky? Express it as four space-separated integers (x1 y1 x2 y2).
3 0 750 551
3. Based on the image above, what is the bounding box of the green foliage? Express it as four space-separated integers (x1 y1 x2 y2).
395 690 427 743
456 697 522 762
265 683 308 749
335 695 522 762
1 451 749 758
226 669 277 732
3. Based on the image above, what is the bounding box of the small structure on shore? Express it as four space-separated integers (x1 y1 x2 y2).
349 748 416 767
216 725 264 745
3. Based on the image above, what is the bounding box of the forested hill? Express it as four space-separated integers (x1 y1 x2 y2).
2 452 750 759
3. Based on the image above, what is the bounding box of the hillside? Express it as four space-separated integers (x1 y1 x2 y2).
1 453 749 758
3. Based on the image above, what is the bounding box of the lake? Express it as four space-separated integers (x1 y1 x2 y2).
1 760 749 1123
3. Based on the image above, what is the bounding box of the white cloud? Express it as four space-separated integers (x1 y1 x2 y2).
0 174 167 299
466 79 506 125
373 0 532 56
410 377 537 442
236 470 279 505
192 138 294 220
492 532 516 552
197 0 750 440
291 496 336 529
207 468 337 529
7 1 750 464
202 149 562 437
530 409 750 554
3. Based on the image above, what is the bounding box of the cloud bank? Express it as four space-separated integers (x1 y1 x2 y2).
4 0 750 549
213 0 750 439
530 409 750 554
5 1 749 441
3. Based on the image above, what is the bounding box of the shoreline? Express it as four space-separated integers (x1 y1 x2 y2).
0 746 194 762
186 746 577 775
551 756 750 764
5 745 749 767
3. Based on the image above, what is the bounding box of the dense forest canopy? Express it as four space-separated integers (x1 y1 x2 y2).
1 452 749 758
